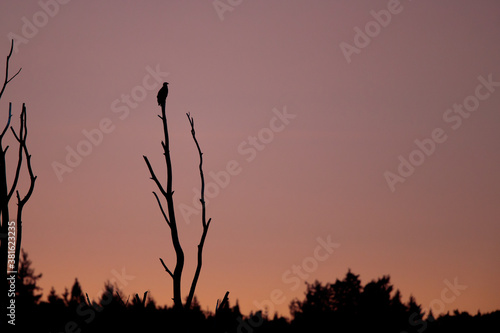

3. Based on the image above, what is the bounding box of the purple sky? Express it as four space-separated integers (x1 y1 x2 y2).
0 0 499 317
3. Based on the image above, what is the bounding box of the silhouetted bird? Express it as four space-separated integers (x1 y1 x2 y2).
157 82 169 107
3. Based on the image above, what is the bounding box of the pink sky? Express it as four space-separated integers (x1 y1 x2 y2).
0 0 499 317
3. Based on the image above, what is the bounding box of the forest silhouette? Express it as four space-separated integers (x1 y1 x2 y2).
10 251 500 332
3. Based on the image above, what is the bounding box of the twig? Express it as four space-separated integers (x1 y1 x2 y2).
85 293 92 307
143 156 167 198
153 191 170 226
159 257 174 278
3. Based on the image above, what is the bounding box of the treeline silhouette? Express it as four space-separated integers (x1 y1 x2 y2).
11 251 500 332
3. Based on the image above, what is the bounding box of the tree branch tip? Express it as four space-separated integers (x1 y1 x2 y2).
159 257 174 278
85 293 92 306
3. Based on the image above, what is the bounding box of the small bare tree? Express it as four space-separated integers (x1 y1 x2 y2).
0 40 37 328
143 89 211 310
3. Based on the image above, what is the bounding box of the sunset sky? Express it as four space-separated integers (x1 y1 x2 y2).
0 0 499 318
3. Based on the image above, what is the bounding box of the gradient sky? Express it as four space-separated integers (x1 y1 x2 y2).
0 0 499 318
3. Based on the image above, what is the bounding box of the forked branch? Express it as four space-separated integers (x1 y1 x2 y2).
0 40 22 102
11 104 37 271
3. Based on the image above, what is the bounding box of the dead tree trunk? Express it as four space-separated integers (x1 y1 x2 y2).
143 95 211 311
0 40 36 330
143 102 185 308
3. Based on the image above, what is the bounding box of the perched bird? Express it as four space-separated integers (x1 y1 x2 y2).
157 82 169 107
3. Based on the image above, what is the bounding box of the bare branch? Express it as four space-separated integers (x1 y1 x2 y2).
0 103 12 139
15 105 36 206
143 155 167 198
13 104 37 272
5 68 21 85
153 191 170 226
185 112 212 308
159 258 174 278
8 104 26 201
0 40 22 102
9 127 19 141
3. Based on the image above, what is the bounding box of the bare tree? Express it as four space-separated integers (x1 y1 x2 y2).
143 90 211 310
0 40 37 328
